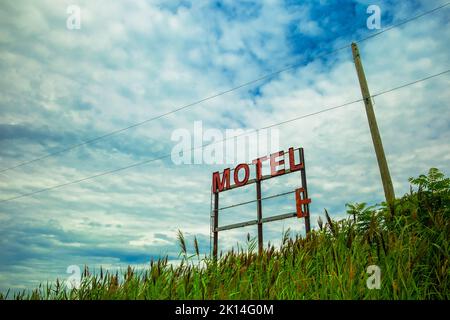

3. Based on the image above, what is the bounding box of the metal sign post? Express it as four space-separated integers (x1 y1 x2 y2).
210 147 311 260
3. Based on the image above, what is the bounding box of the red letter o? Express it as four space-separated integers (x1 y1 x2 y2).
234 163 250 187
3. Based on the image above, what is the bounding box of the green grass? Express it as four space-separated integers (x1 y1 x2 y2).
2 168 449 300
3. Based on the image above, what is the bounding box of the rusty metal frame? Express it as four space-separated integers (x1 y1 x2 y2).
210 147 311 260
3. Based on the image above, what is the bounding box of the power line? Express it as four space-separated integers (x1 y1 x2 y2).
0 46 349 174
371 70 450 97
1 69 448 204
1 2 448 174
356 2 450 44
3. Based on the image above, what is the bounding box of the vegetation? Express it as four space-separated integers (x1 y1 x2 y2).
2 168 449 300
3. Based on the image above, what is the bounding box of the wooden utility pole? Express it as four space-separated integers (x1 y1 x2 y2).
351 42 395 205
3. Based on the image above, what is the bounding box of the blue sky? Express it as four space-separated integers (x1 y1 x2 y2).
0 0 449 292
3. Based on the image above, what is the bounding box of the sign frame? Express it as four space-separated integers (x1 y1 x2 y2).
210 147 311 259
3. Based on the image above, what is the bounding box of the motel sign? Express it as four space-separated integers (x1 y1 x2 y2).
210 147 311 259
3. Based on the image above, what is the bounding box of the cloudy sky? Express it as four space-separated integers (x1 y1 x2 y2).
0 0 449 292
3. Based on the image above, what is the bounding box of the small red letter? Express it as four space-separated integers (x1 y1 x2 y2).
295 188 311 218
288 147 303 172
270 151 285 176
234 163 250 187
252 156 268 181
212 169 230 193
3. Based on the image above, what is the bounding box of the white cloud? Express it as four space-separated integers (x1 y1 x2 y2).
0 0 449 290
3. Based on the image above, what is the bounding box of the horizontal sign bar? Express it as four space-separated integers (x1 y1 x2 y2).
217 219 258 232
219 169 297 193
219 190 296 211
262 212 297 223
216 212 297 232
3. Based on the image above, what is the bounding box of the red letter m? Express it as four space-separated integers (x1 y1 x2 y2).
212 169 230 193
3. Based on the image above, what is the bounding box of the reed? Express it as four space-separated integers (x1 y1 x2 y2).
3 168 448 300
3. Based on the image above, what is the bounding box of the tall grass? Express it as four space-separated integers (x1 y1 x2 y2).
2 168 448 300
